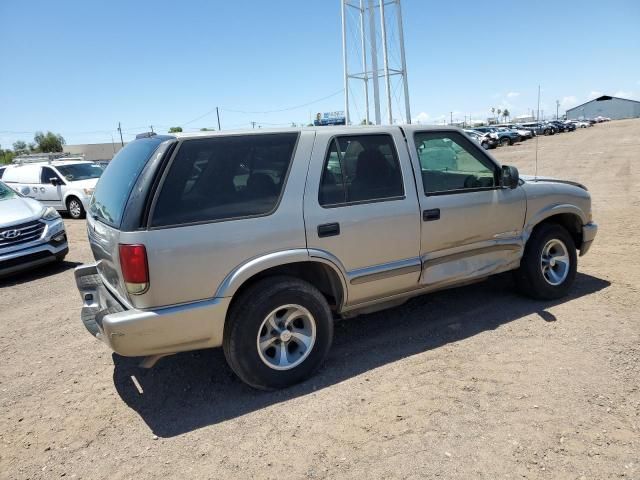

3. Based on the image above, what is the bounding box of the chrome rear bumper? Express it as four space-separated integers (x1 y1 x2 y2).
75 263 230 357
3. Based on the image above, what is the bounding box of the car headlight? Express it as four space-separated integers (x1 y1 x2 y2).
83 188 95 197
41 206 61 221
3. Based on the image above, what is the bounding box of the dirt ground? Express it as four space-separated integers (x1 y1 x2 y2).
1 119 639 480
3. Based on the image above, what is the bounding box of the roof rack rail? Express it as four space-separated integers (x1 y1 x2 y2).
12 152 86 165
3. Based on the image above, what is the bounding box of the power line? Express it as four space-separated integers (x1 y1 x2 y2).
220 89 344 114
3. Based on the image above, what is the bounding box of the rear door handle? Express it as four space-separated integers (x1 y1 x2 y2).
423 208 440 221
317 222 340 238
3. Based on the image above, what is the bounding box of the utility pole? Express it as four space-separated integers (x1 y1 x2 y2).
216 107 221 130
117 122 124 147
251 121 256 129
341 0 350 125
379 0 392 125
149 125 154 133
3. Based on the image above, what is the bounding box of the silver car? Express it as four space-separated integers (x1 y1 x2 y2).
0 180 68 277
75 126 597 389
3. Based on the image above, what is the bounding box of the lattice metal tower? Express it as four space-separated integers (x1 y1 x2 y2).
341 0 411 125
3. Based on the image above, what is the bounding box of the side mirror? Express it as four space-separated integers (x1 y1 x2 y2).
501 165 519 189
49 178 60 186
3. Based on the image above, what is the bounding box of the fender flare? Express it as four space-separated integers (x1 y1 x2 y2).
523 203 587 242
215 248 349 307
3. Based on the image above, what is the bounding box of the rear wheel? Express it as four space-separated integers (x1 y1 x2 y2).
499 137 510 147
223 276 333 390
515 223 577 300
66 196 85 219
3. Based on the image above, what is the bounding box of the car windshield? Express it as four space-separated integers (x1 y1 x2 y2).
55 163 103 181
0 181 17 201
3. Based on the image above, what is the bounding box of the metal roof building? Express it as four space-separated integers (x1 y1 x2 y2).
566 95 640 120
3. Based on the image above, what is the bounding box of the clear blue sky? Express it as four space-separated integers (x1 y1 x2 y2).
1 0 639 147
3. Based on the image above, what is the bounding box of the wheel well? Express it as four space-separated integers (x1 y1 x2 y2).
229 262 344 313
535 213 582 248
65 195 80 207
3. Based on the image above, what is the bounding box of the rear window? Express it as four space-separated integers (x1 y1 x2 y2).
89 137 166 227
150 133 298 227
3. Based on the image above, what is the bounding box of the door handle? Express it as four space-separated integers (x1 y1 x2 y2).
423 208 440 221
317 222 340 238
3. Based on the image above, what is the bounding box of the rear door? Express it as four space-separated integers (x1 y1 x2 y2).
2 165 41 199
404 127 526 287
304 128 421 306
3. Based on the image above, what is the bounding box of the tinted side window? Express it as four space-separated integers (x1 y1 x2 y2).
0 168 4 179
414 132 497 195
151 133 298 227
318 134 404 206
40 167 62 184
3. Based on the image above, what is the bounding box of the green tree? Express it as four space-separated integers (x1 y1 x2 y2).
503 109 510 122
168 126 183 133
0 145 15 164
199 127 214 131
34 131 65 153
13 140 28 155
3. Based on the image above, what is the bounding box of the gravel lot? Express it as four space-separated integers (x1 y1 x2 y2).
1 119 639 480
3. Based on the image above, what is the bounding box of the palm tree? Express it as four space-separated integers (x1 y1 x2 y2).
497 109 502 123
503 109 510 122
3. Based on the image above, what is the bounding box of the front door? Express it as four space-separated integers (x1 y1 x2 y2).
38 166 64 208
304 129 421 306
405 128 526 287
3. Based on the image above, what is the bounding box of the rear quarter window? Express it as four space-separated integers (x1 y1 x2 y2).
150 133 298 227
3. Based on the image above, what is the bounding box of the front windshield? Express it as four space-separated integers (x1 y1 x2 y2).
0 181 17 200
55 163 103 182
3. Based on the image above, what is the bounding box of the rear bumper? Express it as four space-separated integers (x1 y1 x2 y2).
580 222 598 256
74 263 231 357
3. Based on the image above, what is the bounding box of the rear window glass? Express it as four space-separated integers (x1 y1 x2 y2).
151 133 298 227
90 137 165 227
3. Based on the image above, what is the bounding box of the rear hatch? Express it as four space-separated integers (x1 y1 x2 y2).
87 136 171 304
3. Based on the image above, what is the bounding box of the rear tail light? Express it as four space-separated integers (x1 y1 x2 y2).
119 244 149 295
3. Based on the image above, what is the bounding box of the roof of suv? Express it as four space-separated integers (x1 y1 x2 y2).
169 124 462 141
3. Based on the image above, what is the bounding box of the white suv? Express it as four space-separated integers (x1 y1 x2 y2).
1 159 103 219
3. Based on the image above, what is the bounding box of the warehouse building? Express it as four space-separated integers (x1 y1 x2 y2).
63 142 124 162
566 95 640 120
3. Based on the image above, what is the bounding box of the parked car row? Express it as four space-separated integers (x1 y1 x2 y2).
463 116 607 150
0 156 106 277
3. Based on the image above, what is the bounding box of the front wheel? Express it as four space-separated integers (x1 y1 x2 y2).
499 137 510 147
223 276 333 390
66 197 85 219
515 224 577 300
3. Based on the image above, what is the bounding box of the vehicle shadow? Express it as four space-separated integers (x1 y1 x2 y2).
0 260 82 287
112 272 609 438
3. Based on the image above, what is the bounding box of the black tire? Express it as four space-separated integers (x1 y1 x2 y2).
481 141 490 150
223 276 333 390
514 223 577 300
499 137 510 147
66 196 85 219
